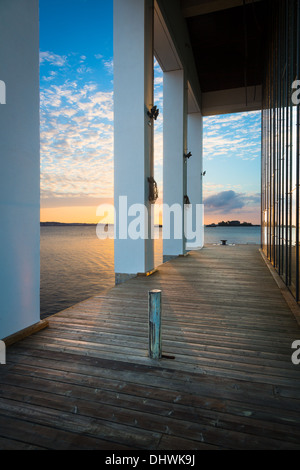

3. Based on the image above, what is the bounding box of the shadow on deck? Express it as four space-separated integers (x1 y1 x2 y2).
0 245 300 450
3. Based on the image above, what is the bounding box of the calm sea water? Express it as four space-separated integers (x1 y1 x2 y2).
204 225 261 245
40 225 261 318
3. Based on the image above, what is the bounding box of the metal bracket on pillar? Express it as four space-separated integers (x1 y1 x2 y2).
148 176 159 204
184 195 191 206
147 105 159 123
184 152 192 162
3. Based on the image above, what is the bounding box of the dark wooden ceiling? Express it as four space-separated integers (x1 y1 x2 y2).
181 0 268 93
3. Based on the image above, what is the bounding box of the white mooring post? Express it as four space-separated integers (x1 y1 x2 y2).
148 290 162 359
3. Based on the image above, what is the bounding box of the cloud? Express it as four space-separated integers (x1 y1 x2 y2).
42 71 58 82
40 51 68 67
103 59 114 74
203 111 261 161
40 53 114 202
154 76 163 86
41 196 114 208
204 190 260 213
77 65 93 74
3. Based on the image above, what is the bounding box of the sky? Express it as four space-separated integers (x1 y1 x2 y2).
39 0 261 226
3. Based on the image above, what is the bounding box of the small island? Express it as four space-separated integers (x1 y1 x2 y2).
206 220 260 227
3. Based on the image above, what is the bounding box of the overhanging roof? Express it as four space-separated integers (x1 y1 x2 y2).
181 0 267 94
181 0 262 18
155 0 268 115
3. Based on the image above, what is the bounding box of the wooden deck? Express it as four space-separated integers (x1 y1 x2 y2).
1 245 300 450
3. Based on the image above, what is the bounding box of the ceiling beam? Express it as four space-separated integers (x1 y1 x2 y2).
201 85 262 116
154 3 182 73
181 0 262 18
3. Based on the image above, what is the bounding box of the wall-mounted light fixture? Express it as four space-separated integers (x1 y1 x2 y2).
184 152 192 161
147 105 159 121
148 176 159 204
184 195 190 206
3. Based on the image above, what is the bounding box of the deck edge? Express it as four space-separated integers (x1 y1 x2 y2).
3 320 49 347
259 249 300 326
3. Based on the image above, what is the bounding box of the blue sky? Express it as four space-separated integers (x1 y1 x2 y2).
39 0 261 224
202 111 261 223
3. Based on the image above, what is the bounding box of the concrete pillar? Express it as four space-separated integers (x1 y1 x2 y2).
114 0 155 283
0 0 40 339
163 69 188 261
186 112 204 250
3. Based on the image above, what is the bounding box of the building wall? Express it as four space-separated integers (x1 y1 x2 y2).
262 0 300 300
0 0 40 338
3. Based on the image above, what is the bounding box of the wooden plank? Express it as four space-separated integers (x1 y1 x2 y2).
1 245 300 449
0 414 131 450
0 435 46 450
2 356 300 448
1 369 300 449
13 336 299 386
0 399 160 450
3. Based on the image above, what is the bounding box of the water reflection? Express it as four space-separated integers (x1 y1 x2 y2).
40 225 261 318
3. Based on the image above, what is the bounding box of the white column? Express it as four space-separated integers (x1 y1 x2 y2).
114 0 155 283
186 112 204 250
163 69 188 261
0 0 40 339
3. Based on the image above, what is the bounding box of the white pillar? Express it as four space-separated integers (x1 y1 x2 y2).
0 0 40 339
163 69 188 261
186 112 204 250
114 0 155 283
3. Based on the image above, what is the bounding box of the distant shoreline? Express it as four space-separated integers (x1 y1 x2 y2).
41 222 261 228
205 224 261 227
40 222 97 226
40 222 163 227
